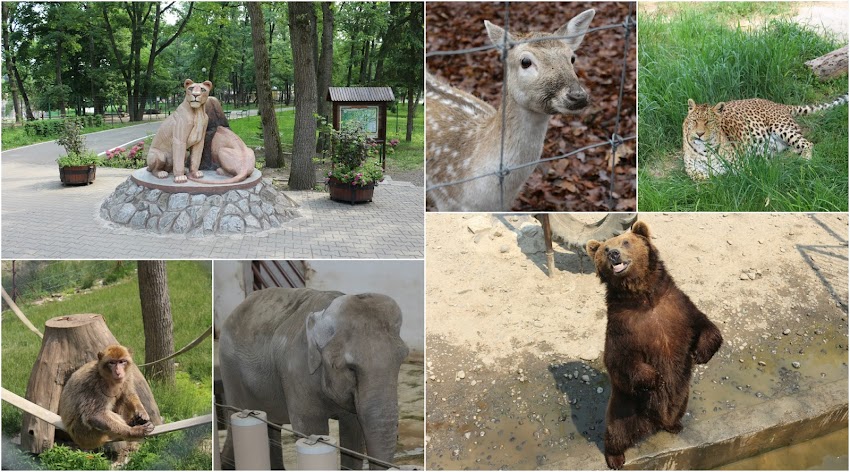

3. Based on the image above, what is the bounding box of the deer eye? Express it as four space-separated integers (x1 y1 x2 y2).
520 57 532 69
571 55 577 64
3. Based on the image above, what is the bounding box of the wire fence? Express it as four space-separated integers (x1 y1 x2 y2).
216 403 402 470
426 2 636 210
0 260 136 306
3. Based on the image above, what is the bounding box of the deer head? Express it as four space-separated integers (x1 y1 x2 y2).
484 9 595 116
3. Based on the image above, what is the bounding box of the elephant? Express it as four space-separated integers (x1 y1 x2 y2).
218 287 409 470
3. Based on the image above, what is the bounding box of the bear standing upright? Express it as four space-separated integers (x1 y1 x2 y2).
586 221 723 469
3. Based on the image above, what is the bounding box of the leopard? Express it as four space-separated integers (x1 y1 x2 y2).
682 95 848 180
146 79 213 183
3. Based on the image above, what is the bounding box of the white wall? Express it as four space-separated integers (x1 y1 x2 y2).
213 261 249 330
214 260 424 353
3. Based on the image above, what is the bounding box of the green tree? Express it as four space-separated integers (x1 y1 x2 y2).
248 2 284 169
287 1 317 189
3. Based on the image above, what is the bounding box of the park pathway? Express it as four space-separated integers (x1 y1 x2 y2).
0 111 424 259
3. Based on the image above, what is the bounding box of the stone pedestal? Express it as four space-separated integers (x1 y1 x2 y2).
99 169 299 236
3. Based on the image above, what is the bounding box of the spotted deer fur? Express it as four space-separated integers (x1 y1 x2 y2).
426 9 595 211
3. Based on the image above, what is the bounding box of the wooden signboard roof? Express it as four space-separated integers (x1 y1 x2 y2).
327 87 395 102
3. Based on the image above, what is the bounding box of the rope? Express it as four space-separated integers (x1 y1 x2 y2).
137 326 212 367
0 286 44 338
216 402 400 470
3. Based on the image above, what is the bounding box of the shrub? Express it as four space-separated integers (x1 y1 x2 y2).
38 445 110 470
56 120 86 156
328 123 384 186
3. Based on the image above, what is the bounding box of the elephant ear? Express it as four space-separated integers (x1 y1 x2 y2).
306 309 336 374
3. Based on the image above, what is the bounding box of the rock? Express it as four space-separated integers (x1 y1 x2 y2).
219 215 245 233
456 370 466 380
129 210 149 229
172 211 193 233
191 194 207 205
581 374 590 382
792 361 801 369
167 193 190 211
518 226 545 254
499 245 510 253
110 203 136 224
758 361 766 367
783 329 791 335
467 215 493 234
596 387 603 394
739 273 750 280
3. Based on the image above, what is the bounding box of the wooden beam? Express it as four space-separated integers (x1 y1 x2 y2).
0 287 44 339
1 388 64 430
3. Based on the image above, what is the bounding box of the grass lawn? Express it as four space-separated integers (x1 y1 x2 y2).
1 261 211 469
638 3 848 211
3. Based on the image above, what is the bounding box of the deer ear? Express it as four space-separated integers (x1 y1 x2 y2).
556 9 595 51
485 21 512 46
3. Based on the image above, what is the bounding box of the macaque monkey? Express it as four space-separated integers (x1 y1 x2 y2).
58 345 154 449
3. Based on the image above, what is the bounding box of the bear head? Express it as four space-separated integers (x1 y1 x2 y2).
586 221 656 290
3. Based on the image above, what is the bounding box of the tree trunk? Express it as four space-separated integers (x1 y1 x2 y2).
55 36 66 117
137 261 175 385
2 7 21 122
249 2 285 169
805 46 848 81
21 314 162 454
208 24 224 83
288 1 318 189
346 38 357 86
315 2 334 153
406 88 415 142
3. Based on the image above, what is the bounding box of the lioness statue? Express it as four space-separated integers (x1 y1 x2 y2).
189 96 256 184
146 79 213 183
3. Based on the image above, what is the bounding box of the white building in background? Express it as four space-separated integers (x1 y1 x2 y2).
214 260 424 355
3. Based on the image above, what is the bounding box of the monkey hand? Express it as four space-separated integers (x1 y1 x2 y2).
131 422 154 437
133 410 151 425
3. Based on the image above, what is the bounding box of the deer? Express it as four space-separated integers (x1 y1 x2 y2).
426 9 595 212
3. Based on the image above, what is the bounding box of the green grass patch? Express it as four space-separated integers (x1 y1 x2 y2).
1 120 143 151
638 5 848 211
1 261 211 469
38 445 110 470
228 109 296 150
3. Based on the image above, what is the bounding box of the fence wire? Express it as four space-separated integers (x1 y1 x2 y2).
426 3 637 210
216 403 403 470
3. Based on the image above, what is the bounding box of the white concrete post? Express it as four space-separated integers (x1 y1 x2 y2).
213 408 221 470
231 410 271 470
295 435 339 470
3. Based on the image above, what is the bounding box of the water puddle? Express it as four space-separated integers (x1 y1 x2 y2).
717 427 848 470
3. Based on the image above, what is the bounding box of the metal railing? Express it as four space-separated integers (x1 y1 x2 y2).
426 2 636 210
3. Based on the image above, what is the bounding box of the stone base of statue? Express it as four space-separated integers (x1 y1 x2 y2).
99 169 299 236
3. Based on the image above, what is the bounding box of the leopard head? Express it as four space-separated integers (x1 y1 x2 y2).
683 98 724 155
184 79 213 109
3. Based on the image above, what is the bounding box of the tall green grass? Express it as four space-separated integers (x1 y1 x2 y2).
1 261 211 469
638 7 848 211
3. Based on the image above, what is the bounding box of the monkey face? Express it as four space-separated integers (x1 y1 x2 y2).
105 359 129 381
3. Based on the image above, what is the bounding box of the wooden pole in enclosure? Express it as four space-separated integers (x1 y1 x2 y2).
231 410 271 470
539 214 556 277
21 314 162 454
213 408 221 470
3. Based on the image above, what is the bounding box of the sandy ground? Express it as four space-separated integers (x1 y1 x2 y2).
639 1 848 41
425 213 848 469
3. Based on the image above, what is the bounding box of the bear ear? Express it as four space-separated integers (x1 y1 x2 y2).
632 221 650 239
586 240 601 257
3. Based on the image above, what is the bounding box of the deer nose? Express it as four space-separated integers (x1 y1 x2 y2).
566 87 588 108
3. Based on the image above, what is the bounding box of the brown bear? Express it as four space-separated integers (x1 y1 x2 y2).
586 221 723 469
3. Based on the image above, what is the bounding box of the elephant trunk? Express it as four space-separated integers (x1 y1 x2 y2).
356 379 401 470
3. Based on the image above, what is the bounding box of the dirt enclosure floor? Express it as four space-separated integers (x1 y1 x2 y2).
425 213 848 469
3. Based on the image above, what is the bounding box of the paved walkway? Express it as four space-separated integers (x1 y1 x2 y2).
1 120 424 259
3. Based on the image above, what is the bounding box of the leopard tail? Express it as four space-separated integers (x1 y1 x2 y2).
789 94 849 116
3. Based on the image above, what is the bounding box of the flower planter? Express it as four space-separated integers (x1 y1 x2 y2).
59 164 96 185
328 177 375 204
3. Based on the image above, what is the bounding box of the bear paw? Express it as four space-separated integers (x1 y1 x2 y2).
605 453 625 470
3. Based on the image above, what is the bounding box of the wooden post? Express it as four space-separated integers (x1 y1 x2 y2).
231 410 271 470
539 214 556 278
21 314 162 454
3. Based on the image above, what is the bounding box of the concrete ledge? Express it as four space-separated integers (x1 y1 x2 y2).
130 168 262 194
547 380 847 470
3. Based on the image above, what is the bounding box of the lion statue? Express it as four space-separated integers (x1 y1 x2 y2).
146 79 213 183
189 96 256 184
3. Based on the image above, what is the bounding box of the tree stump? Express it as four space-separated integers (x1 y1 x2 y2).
21 314 162 454
805 46 848 81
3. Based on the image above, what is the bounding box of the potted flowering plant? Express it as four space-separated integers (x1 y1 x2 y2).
326 123 384 204
56 120 101 185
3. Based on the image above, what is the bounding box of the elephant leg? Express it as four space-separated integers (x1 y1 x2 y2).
221 427 236 470
339 412 366 471
268 424 285 470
